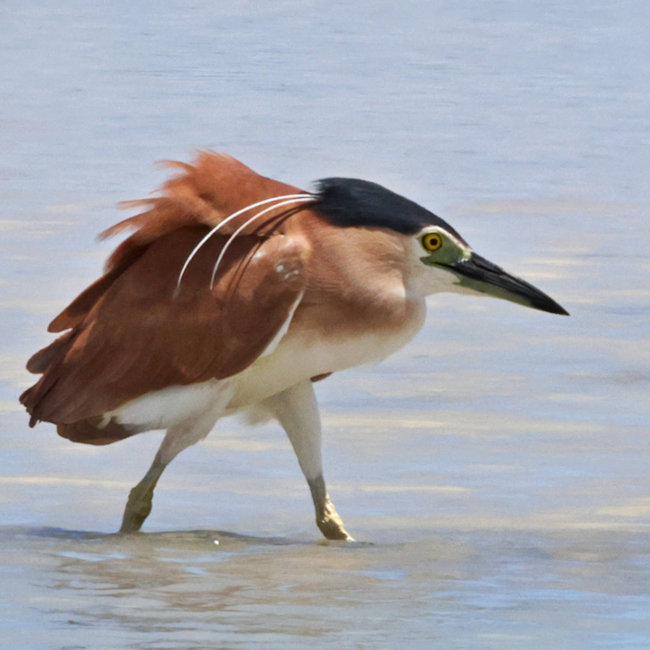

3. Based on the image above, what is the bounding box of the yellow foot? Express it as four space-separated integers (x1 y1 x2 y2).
119 509 149 533
119 463 165 533
317 497 354 541
119 487 153 533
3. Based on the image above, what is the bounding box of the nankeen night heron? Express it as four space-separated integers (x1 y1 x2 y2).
21 152 568 541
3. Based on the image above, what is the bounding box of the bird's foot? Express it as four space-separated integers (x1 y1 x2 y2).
317 497 354 541
119 484 154 533
119 461 166 533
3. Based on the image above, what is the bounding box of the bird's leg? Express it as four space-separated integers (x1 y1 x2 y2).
120 457 166 533
119 393 231 534
265 380 353 541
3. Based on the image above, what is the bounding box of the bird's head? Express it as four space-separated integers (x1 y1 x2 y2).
313 178 568 315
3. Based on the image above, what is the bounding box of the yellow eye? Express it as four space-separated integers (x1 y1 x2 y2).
421 232 443 252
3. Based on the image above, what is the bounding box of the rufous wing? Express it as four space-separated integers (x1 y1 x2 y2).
21 228 307 426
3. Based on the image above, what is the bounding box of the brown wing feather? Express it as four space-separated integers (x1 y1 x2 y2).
56 417 144 446
101 151 302 272
21 227 307 426
22 151 312 434
48 245 146 333
47 150 300 330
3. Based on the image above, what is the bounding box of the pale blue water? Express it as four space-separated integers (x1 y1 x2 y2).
1 1 649 648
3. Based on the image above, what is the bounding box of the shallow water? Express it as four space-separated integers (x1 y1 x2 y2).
2 526 650 649
1 1 649 648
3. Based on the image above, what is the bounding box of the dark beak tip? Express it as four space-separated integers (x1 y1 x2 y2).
537 300 569 316
452 253 570 317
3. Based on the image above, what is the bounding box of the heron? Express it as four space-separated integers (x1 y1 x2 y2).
20 152 568 541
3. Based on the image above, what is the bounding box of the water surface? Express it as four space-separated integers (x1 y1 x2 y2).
1 1 649 648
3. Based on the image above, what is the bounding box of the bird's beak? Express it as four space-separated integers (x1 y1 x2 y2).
449 253 569 315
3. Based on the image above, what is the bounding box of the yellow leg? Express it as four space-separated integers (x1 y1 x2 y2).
118 399 229 534
264 381 354 541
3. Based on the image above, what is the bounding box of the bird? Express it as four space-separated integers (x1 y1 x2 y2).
20 151 568 541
